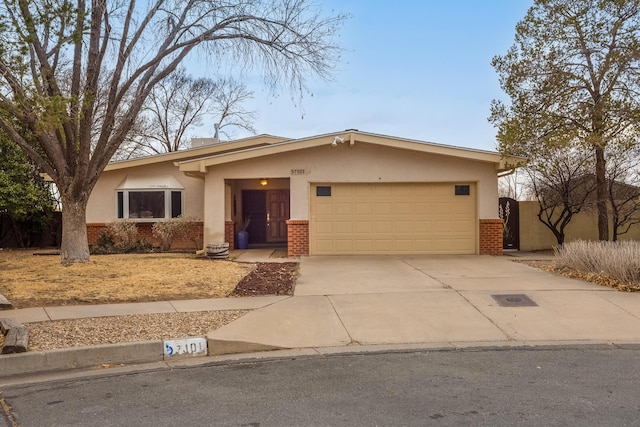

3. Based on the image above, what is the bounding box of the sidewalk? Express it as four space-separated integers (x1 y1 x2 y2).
3 252 640 379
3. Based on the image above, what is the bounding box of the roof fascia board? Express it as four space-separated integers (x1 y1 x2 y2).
178 136 327 171
104 135 287 171
178 130 520 172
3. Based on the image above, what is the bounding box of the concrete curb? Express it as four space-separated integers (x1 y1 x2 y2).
0 341 162 378
207 338 285 355
3 338 640 380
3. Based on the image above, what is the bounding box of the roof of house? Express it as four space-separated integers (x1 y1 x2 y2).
103 134 288 171
175 130 524 174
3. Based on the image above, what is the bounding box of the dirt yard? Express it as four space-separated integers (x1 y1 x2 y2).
0 250 297 308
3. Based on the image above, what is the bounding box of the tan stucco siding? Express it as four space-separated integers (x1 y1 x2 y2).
87 161 204 223
203 143 499 244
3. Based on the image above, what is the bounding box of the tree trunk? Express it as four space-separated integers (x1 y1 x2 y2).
595 145 609 241
60 196 90 264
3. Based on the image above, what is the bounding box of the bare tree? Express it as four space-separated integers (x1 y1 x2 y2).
606 142 640 241
528 145 596 246
115 68 256 159
498 169 525 200
0 0 346 263
211 77 257 140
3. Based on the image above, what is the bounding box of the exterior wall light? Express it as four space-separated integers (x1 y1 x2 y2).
260 178 268 186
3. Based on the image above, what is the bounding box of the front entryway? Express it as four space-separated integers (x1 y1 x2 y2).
242 190 290 244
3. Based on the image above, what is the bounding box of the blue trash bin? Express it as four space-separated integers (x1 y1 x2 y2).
237 231 249 249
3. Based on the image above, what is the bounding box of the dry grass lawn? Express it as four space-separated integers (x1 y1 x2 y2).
0 250 254 308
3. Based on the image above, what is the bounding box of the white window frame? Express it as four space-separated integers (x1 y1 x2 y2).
116 189 183 221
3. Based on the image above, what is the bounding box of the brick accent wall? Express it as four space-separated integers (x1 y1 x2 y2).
479 219 503 256
87 223 109 246
286 220 309 256
87 221 204 251
225 221 236 249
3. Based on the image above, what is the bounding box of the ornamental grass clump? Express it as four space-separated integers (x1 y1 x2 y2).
554 240 640 286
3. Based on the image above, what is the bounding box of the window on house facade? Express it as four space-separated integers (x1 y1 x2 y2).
116 190 182 219
116 175 184 220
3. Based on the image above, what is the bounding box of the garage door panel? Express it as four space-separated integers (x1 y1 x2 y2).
356 221 373 233
394 239 414 251
334 203 353 215
334 239 354 252
393 202 412 215
315 221 334 234
413 202 432 214
375 202 393 214
355 203 373 214
412 222 433 233
315 203 335 216
335 221 353 233
375 221 394 233
413 240 433 251
455 220 475 233
355 239 374 251
394 222 413 233
375 240 393 251
310 183 476 255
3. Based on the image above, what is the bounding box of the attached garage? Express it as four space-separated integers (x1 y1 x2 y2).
310 182 477 255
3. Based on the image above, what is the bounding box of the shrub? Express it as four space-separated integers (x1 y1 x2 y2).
152 216 201 251
91 222 151 254
555 240 640 285
108 220 139 247
92 230 116 254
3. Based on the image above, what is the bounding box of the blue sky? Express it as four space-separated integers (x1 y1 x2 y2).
192 1 533 152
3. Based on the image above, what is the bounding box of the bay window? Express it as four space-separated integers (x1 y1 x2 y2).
117 189 182 219
116 175 184 220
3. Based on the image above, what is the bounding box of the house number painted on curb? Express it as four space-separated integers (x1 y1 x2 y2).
163 337 207 359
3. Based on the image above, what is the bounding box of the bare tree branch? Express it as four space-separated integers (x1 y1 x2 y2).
0 0 347 263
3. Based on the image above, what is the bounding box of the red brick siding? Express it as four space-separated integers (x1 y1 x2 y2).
286 220 309 256
87 223 109 246
225 221 236 249
479 219 503 256
87 221 204 251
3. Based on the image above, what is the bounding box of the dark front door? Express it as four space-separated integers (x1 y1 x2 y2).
242 189 290 245
242 190 267 244
266 190 290 243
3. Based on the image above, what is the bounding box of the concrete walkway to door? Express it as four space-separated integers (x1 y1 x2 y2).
207 255 640 354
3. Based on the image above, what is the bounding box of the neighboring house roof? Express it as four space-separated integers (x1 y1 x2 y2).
103 134 288 171
175 130 523 174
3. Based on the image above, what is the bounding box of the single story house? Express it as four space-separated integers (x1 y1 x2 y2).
86 130 517 256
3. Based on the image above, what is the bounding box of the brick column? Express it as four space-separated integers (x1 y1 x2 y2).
479 219 503 256
225 221 236 249
286 220 309 256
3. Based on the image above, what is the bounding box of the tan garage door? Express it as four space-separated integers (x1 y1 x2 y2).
310 183 476 255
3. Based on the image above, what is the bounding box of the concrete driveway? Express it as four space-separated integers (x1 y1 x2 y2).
208 255 640 355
